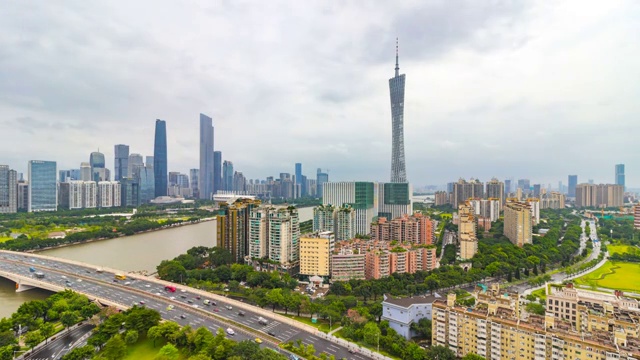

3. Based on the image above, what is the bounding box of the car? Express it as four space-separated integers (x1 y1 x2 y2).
77 279 82 282
187 300 193 304
170 296 176 300
61 275 67 279
155 292 161 296
181 289 187 293
226 328 235 336
139 301 145 305
348 349 358 354
166 305 174 311
196 296 201 299
180 295 187 299
238 311 245 316
180 314 186 319
213 309 220 312
145 284 151 288
211 301 217 306
255 338 263 344
267 330 276 336
113 279 118 282
124 282 131 285
191 304 198 308
85 270 90 273
225 306 232 310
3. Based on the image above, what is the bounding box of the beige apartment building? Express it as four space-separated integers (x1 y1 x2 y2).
504 200 532 247
459 202 478 260
299 231 334 278
433 284 640 360
330 249 365 282
576 184 624 208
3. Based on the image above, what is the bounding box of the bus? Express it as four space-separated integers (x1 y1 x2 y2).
114 274 126 280
164 286 176 292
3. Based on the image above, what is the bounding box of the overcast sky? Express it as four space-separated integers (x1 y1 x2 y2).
1 1 639 188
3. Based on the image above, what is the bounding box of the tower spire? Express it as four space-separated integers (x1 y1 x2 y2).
395 37 399 77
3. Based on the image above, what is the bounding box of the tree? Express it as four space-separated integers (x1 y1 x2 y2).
362 322 381 347
462 354 486 360
231 340 260 358
125 329 138 345
61 345 95 360
40 322 55 344
60 311 79 332
156 343 180 360
426 345 456 360
24 330 44 350
265 288 284 311
526 302 546 316
410 318 432 340
148 326 163 348
126 307 161 335
157 260 187 283
103 335 127 360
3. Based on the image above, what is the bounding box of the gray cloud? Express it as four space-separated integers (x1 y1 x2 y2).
1 1 639 188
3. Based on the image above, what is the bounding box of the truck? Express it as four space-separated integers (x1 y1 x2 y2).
34 272 45 278
164 286 176 292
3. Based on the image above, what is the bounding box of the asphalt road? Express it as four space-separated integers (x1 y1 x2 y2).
23 323 94 360
0 251 367 360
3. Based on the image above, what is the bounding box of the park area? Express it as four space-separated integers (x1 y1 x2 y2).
574 244 640 293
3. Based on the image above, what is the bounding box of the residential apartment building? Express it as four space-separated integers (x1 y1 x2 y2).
634 205 640 230
382 294 440 340
28 160 57 212
527 198 540 225
68 181 84 209
469 198 500 222
82 181 97 208
485 178 505 208
17 181 29 211
370 212 434 245
504 200 532 247
451 178 484 205
364 243 437 279
299 231 334 279
268 207 300 268
323 181 376 235
433 284 640 360
330 249 365 282
434 191 448 206
334 205 356 241
313 204 335 232
249 206 271 259
0 165 17 213
217 199 261 263
365 249 390 279
576 183 624 208
540 192 565 209
98 181 121 208
458 202 478 260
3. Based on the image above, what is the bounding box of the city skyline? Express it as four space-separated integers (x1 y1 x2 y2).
1 2 640 186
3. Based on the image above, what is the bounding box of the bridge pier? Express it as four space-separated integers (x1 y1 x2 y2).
15 281 36 293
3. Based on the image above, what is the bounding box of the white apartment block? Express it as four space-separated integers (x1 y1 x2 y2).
69 181 84 209
83 181 97 208
268 208 300 265
249 207 271 259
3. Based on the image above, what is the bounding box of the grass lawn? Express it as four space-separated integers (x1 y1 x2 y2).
123 337 186 360
333 329 400 359
575 261 640 293
0 236 12 243
607 244 635 255
284 314 331 333
531 288 547 301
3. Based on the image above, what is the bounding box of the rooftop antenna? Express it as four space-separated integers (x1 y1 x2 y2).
395 37 399 77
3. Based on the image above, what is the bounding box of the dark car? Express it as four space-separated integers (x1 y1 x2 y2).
238 311 245 316
196 296 201 300
187 300 193 304
180 314 186 319
267 330 276 336
180 295 187 298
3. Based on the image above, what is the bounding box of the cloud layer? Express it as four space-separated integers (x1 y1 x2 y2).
1 1 639 187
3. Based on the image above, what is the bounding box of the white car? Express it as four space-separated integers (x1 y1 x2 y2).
170 296 176 300
226 328 235 335
145 284 151 287
181 289 187 293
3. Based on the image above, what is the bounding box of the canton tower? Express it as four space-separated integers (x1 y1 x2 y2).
389 38 407 183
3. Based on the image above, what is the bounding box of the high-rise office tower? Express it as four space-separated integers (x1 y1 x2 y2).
214 151 222 194
189 169 199 199
568 175 578 197
615 164 625 190
504 179 511 195
0 165 17 213
145 156 154 169
28 160 57 212
223 161 234 192
295 163 302 187
89 151 106 182
389 39 407 183
316 168 329 199
154 119 167 197
114 144 129 181
128 153 144 180
199 113 214 200
139 165 155 203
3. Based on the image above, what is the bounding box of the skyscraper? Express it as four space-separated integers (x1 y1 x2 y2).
190 169 200 199
223 161 234 192
128 153 144 180
199 113 214 200
568 175 578 197
0 165 17 213
90 151 106 182
214 151 222 194
28 160 57 212
154 119 167 197
504 179 512 195
615 164 625 190
316 168 329 199
114 144 129 181
295 163 302 187
389 39 407 183
80 162 91 181
145 156 154 169
139 165 155 203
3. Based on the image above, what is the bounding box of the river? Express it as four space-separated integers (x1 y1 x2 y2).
0 220 217 319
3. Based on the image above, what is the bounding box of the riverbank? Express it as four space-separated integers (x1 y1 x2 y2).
11 218 213 253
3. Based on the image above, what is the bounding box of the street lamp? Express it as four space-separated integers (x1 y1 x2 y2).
329 316 332 332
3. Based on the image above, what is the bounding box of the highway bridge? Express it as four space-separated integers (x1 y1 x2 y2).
0 250 383 360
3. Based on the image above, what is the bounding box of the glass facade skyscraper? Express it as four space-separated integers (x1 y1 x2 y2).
214 151 222 194
154 119 167 197
568 175 578 197
28 160 57 212
316 168 329 199
223 160 234 192
114 144 130 181
389 39 407 183
139 166 155 203
615 164 625 190
199 113 214 200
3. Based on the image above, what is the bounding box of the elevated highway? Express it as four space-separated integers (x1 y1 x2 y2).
0 250 382 360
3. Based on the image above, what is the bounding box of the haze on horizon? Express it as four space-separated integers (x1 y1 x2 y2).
1 1 639 187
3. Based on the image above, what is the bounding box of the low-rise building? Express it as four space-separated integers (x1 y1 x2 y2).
330 249 365 282
382 293 441 339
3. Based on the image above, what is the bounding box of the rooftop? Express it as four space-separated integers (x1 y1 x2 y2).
382 293 441 308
